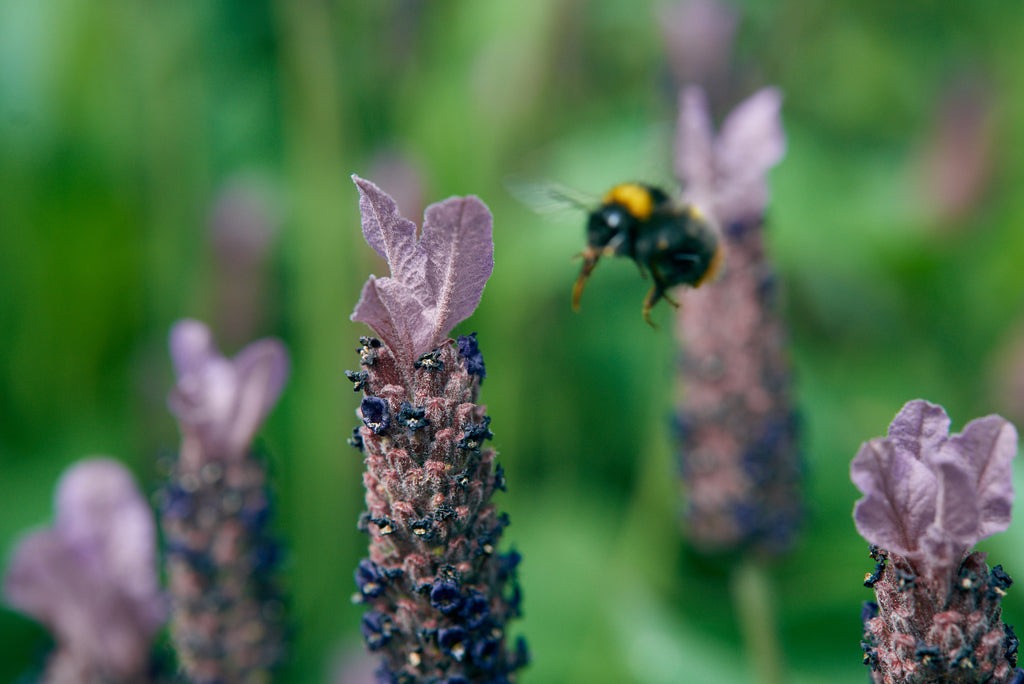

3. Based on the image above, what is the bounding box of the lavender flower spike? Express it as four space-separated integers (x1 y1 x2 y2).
674 85 800 554
347 177 526 682
3 458 165 683
853 400 1023 683
163 319 289 683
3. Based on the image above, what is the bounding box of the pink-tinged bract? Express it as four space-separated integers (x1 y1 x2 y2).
851 399 1017 576
351 175 493 366
675 85 786 228
168 318 289 459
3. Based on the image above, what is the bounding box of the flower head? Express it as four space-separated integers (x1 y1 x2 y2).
675 85 786 229
168 318 289 460
3 458 165 680
350 174 494 368
853 401 1023 682
851 399 1017 577
348 179 523 682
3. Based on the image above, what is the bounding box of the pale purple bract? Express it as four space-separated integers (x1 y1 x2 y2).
351 175 494 366
851 399 1017 576
168 319 289 460
675 85 786 228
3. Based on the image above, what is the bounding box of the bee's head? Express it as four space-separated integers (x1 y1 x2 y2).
586 203 636 253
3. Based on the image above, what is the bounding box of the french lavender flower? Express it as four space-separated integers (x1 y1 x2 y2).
673 85 802 554
852 399 1024 683
162 319 289 684
347 175 526 683
3 458 166 684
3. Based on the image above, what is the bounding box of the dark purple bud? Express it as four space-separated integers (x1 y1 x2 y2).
512 636 530 669
345 369 369 392
398 402 430 431
993 565 1014 593
438 626 468 661
356 559 386 598
1007 624 1020 666
429 580 462 615
460 591 490 630
361 610 393 650
497 549 521 581
414 349 444 372
861 601 878 625
439 678 471 684
457 416 493 453
360 397 390 435
457 333 486 381
358 336 382 366
492 464 507 492
471 635 500 669
348 426 364 452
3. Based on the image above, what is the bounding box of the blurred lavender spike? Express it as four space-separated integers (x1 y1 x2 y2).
168 318 288 462
674 85 800 555
3 458 165 683
351 175 494 367
852 400 1023 682
163 320 290 683
661 0 738 97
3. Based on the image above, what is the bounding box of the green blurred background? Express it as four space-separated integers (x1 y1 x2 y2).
4 1 1024 682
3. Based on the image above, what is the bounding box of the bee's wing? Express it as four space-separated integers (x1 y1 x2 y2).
504 177 595 219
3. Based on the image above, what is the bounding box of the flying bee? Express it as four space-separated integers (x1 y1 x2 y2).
574 183 722 326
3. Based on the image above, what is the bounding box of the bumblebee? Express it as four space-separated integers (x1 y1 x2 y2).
573 183 722 326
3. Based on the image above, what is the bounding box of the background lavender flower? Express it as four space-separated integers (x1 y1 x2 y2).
3 458 165 684
348 176 526 682
852 399 1022 682
162 319 289 684
673 85 801 554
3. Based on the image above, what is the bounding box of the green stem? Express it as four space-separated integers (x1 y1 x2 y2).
731 557 786 684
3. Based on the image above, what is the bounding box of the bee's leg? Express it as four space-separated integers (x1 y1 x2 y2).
572 247 601 312
662 289 681 308
642 285 664 327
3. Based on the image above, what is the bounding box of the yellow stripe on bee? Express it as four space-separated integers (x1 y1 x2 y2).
604 183 654 220
686 204 707 223
695 243 724 287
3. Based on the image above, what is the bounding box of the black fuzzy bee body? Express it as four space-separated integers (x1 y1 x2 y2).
573 183 721 325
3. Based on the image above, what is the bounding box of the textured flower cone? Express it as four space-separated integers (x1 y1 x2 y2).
161 448 286 684
350 337 525 683
861 548 1020 683
675 216 802 554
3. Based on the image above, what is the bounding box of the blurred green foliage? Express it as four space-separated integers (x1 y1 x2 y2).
3 0 1024 682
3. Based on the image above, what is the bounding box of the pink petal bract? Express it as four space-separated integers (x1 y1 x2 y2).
351 175 493 363
675 85 786 227
851 399 1018 575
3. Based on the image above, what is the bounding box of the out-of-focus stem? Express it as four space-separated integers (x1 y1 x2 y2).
731 557 785 684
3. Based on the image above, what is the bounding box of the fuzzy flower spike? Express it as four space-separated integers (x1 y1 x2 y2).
852 399 1023 683
673 85 802 554
162 319 289 683
3 458 166 683
348 175 526 683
